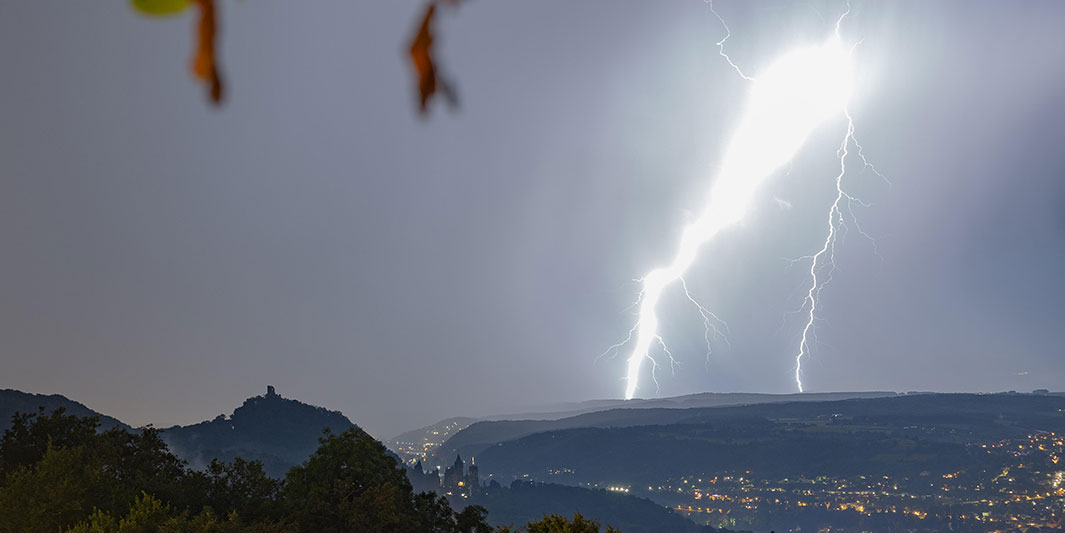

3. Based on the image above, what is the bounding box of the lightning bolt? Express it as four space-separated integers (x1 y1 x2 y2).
680 277 731 369
613 3 868 400
792 5 888 392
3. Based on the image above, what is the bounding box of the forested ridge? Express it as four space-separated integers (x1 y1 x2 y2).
0 407 658 533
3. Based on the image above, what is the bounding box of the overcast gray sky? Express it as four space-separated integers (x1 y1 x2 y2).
2 1 1063 438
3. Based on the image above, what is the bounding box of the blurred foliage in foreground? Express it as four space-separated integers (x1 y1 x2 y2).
130 0 461 114
0 407 618 532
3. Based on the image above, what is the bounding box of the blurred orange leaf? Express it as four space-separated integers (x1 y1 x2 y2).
409 2 458 115
191 0 223 104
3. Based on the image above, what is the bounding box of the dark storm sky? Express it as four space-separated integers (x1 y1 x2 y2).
2 1 1063 438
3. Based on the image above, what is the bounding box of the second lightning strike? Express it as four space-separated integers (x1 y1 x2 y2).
609 4 881 400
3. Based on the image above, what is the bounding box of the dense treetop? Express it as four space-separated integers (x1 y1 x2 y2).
0 407 622 532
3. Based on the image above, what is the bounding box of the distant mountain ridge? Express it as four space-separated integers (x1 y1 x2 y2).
425 391 899 468
0 389 129 434
466 392 1065 485
498 391 900 420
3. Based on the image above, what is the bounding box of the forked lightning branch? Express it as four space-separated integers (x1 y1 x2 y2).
605 4 882 399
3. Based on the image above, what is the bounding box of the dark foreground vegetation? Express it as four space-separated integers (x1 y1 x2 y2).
0 408 622 533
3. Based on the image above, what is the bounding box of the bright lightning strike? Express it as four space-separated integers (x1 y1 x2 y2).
792 6 888 392
616 12 859 400
790 110 885 392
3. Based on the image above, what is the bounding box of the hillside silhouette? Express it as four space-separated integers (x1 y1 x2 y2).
160 386 356 477
0 389 128 434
